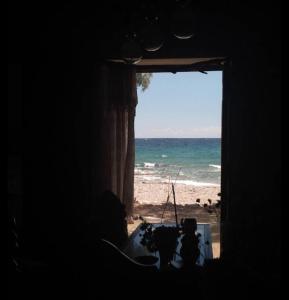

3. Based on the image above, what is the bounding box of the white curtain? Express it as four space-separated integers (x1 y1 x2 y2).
98 64 137 217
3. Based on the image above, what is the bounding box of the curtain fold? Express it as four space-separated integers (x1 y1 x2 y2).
98 64 137 217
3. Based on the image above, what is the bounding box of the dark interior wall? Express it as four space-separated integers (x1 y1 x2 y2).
8 64 23 227
8 1 281 271
221 22 281 276
22 60 102 253
8 4 108 255
222 40 281 276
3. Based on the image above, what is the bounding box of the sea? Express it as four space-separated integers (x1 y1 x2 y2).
135 138 221 187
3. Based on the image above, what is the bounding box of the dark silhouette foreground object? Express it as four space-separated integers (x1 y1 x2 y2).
82 190 129 249
180 218 200 268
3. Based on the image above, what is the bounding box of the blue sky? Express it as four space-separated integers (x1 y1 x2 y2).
135 71 222 138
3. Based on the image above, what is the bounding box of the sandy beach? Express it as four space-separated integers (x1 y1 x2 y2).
134 175 220 206
131 176 221 257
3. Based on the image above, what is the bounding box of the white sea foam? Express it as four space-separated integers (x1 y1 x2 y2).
135 171 220 187
209 164 221 169
134 168 156 175
161 179 220 187
144 162 159 168
161 154 168 158
138 175 163 181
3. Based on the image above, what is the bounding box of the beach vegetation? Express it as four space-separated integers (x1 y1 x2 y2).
196 196 221 223
136 73 153 92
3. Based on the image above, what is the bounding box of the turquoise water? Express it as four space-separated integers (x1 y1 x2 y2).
135 138 221 186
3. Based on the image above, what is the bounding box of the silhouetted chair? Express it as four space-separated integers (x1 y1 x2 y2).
95 190 129 249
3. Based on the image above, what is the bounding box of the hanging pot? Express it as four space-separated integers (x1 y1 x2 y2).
140 23 164 52
171 9 195 40
121 38 143 64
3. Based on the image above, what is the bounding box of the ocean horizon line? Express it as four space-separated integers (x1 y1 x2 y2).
135 137 221 139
